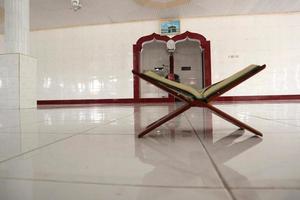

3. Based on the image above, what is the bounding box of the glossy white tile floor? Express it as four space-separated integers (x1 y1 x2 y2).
0 102 300 200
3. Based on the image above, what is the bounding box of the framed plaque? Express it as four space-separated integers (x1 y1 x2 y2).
160 19 180 35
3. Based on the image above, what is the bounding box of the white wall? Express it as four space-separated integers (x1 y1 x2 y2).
181 13 300 96
30 21 160 100
2 13 300 100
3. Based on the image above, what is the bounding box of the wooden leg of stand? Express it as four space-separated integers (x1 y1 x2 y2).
138 104 191 138
205 103 263 137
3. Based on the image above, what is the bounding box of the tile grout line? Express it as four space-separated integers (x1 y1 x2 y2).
78 113 135 135
0 113 134 135
0 176 226 190
0 133 82 165
247 114 300 128
2 176 300 190
0 113 135 165
184 114 237 200
230 186 300 190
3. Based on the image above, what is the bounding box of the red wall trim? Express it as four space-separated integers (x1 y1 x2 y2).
37 99 134 105
216 95 300 102
37 95 300 105
37 98 173 105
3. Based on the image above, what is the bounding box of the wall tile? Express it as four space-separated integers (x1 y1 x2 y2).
0 14 299 100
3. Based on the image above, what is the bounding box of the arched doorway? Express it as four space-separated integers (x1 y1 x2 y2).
133 31 211 103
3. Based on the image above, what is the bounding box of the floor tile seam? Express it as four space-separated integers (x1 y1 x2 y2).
0 125 99 134
258 118 300 121
230 187 300 190
0 176 226 190
0 133 82 165
184 132 300 136
247 114 300 124
0 132 79 135
263 118 300 128
273 120 300 128
247 113 300 121
0 124 123 135
236 114 280 123
0 113 134 132
0 113 136 164
87 133 135 136
0 120 119 165
235 114 300 128
184 114 237 200
78 113 135 135
235 113 278 121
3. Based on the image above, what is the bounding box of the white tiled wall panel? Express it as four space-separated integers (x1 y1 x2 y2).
0 54 20 108
20 54 37 108
0 54 37 108
1 13 300 100
30 21 160 100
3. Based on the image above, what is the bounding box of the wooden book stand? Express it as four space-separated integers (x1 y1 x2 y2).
132 64 266 138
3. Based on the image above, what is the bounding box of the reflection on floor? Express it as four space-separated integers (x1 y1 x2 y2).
0 102 300 200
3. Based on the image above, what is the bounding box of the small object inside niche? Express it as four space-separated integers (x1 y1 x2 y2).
154 65 169 77
181 66 192 71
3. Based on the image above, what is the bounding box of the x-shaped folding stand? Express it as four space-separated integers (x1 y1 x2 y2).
133 64 266 138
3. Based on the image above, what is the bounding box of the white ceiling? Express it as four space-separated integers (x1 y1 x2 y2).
0 0 300 31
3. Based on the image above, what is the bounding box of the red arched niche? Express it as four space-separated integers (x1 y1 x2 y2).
133 31 211 103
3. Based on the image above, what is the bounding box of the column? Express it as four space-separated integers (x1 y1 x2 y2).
0 0 36 109
4 0 30 55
